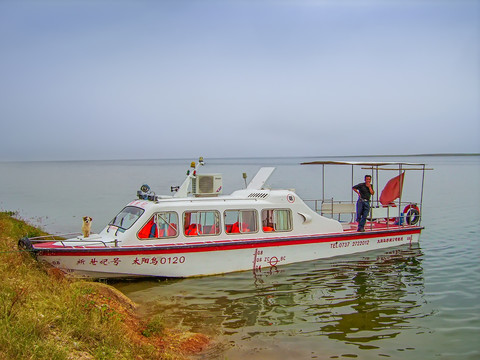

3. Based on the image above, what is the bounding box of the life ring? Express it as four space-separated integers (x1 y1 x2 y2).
403 204 420 225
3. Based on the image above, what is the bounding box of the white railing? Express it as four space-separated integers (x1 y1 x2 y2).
305 199 422 226
21 233 116 248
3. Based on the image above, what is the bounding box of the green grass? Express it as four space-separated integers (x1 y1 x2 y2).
0 211 193 360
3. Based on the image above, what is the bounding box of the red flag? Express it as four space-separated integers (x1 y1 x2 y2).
380 172 405 205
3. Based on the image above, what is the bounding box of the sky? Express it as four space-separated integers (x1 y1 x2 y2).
0 0 479 161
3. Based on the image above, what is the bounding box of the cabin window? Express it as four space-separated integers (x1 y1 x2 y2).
224 210 258 234
109 206 145 230
261 209 292 232
138 212 178 239
184 210 220 236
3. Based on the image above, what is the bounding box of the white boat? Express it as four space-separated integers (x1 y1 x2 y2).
19 158 428 279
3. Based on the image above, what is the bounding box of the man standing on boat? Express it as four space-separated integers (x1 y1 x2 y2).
353 175 375 232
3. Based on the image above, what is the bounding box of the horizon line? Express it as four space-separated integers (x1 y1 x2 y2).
1 152 479 163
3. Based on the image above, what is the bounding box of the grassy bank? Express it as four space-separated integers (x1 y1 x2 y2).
0 212 210 360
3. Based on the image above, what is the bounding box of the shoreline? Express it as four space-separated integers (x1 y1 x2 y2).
0 211 214 360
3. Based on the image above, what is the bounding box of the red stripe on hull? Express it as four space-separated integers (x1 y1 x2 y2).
36 227 422 258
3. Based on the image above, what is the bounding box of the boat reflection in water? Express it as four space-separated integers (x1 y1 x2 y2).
114 244 426 359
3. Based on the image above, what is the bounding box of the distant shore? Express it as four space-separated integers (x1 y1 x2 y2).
0 152 479 163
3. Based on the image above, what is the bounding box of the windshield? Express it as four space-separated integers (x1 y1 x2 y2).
109 206 145 230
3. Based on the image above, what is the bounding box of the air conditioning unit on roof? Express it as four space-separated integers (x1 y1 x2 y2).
192 174 222 196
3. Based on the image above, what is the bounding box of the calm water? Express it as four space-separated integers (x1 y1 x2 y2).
1 156 479 359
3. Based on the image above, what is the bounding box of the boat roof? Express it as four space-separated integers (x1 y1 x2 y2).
301 160 426 167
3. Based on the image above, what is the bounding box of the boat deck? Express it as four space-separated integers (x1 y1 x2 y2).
341 221 416 232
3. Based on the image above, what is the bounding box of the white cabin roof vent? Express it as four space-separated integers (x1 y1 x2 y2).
247 192 269 199
193 174 222 196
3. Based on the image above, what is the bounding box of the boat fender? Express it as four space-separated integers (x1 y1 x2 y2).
298 212 312 224
18 237 37 259
403 204 420 225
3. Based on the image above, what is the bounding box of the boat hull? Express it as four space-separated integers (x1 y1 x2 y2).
35 227 422 278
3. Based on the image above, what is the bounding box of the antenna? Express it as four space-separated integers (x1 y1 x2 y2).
242 172 248 188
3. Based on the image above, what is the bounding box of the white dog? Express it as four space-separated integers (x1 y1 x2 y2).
82 216 92 238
